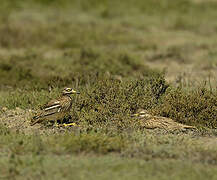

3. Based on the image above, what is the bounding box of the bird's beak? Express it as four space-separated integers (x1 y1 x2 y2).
131 113 139 117
72 90 80 94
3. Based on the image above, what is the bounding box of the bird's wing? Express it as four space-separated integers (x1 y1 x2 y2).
43 98 62 114
44 99 60 108
154 116 174 123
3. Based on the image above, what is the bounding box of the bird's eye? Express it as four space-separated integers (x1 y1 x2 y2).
67 88 71 91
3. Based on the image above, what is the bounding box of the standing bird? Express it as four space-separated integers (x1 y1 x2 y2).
132 109 196 131
31 87 80 126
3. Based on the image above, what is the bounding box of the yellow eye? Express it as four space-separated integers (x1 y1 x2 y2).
67 89 71 91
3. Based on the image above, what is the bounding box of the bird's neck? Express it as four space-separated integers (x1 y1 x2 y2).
62 94 72 99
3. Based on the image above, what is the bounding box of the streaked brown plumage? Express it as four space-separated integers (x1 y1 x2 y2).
133 109 196 131
30 87 80 126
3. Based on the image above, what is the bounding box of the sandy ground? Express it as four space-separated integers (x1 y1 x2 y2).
0 107 81 135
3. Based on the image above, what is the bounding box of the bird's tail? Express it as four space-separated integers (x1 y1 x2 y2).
183 125 196 129
30 114 43 126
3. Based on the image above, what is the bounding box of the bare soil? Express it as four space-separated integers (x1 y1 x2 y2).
0 107 81 135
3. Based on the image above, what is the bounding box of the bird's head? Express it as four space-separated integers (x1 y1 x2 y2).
62 87 80 95
132 109 151 118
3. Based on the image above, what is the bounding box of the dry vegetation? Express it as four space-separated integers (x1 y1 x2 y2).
0 0 217 179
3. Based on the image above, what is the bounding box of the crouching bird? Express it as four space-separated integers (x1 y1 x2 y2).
132 109 196 131
31 87 80 126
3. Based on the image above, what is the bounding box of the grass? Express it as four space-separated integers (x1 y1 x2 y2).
0 124 217 179
1 155 217 180
0 0 217 179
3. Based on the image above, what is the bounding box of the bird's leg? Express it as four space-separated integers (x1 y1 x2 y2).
54 119 60 127
62 122 78 127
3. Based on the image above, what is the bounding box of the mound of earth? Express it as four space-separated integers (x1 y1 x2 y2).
0 107 81 135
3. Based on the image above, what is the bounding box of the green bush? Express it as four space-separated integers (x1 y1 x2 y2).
75 74 168 128
154 87 217 128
